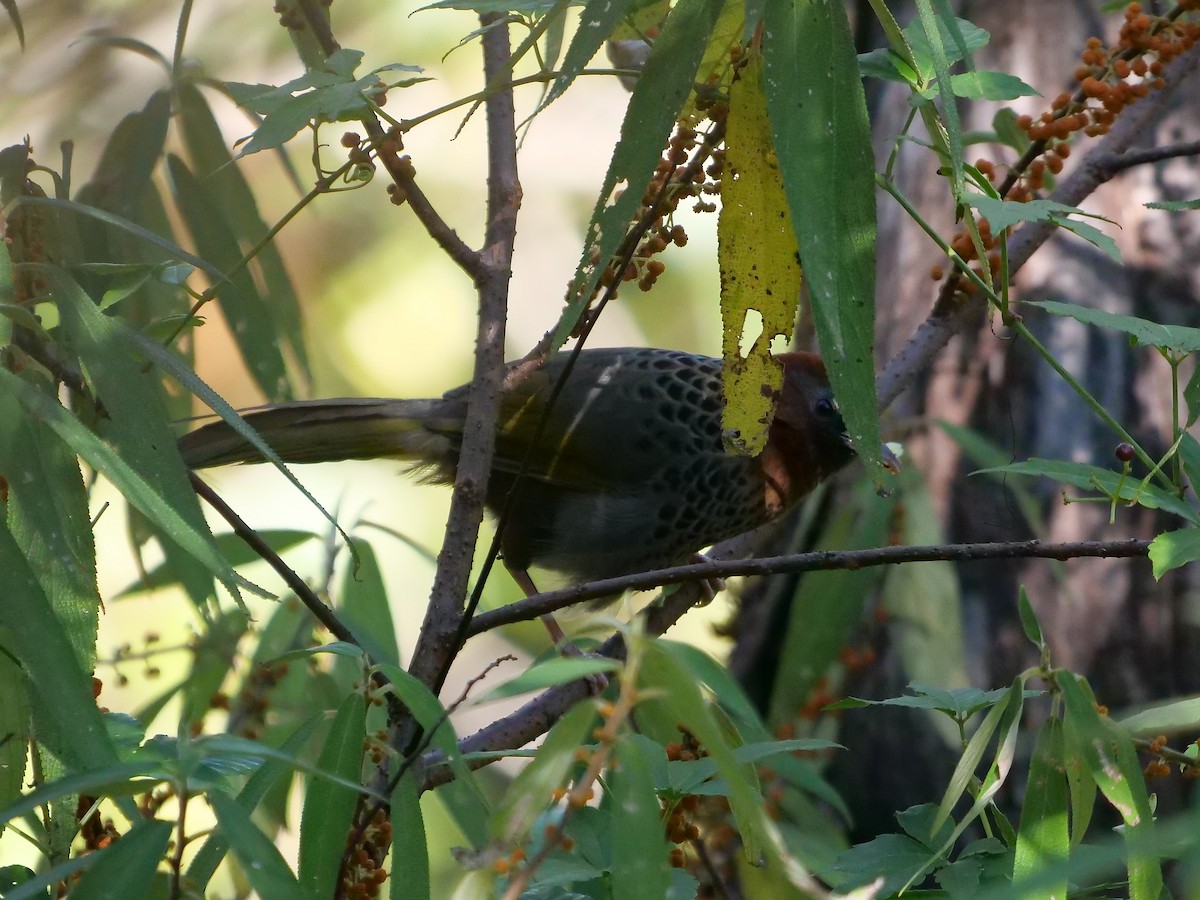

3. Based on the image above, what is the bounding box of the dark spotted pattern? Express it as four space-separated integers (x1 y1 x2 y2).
438 348 853 581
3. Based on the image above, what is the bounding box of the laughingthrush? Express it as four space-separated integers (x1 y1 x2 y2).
181 347 864 598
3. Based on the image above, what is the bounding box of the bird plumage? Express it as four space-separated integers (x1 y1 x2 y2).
180 347 857 583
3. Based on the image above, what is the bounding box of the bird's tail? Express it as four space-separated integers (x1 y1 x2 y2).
178 397 466 470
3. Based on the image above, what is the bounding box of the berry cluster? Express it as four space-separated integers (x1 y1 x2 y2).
589 120 721 302
1015 3 1200 189
340 808 392 899
573 114 727 338
936 2 1200 284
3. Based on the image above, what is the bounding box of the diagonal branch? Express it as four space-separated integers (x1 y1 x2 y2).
465 538 1153 634
876 39 1200 411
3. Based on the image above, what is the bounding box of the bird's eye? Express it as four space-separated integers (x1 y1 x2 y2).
815 396 838 416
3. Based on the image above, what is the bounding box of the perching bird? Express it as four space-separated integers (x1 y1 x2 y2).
181 347 874 613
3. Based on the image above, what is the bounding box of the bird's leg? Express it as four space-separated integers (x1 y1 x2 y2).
692 552 726 606
506 565 609 694
505 567 569 646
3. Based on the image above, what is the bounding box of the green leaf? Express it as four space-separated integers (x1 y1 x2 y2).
176 82 310 388
187 715 324 889
0 517 118 772
0 368 264 598
1029 298 1200 353
1119 694 1200 736
53 267 222 607
967 197 1121 261
947 70 1039 100
610 735 671 899
67 819 172 900
299 694 367 899
376 663 490 848
666 739 843 795
768 487 893 724
974 458 1199 524
0 368 101 669
1149 527 1200 578
658 639 770 742
227 54 425 156
558 0 724 345
762 0 884 489
1059 673 1162 900
391 773 430 900
538 0 637 113
209 790 309 900
1016 586 1045 650
0 641 28 812
1013 717 1068 897
992 107 1031 153
480 656 620 700
1145 198 1200 211
116 530 316 597
931 680 1020 833
491 700 597 840
830 833 937 895
167 154 294 400
905 13 989 72
829 684 1019 722
336 538 401 670
640 639 817 888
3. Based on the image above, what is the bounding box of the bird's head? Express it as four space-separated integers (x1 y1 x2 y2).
769 352 857 480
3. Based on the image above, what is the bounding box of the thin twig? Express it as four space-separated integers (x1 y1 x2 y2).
417 534 1154 789
189 473 356 644
1092 138 1200 174
466 538 1153 635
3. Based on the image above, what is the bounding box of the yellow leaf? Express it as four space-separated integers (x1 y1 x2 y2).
718 48 802 455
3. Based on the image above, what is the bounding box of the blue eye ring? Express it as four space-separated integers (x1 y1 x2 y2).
815 396 838 416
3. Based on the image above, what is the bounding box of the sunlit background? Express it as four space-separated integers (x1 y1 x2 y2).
1 0 738 887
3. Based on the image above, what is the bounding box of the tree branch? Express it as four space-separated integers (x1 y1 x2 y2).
404 14 520 699
419 536 1152 789
876 39 1200 411
465 539 1153 635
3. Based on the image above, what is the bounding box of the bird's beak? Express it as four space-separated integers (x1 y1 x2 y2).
880 442 902 475
843 433 903 475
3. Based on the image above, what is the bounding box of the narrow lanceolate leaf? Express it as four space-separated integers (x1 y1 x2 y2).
0 369 262 600
67 819 172 900
209 790 309 900
167 154 294 401
53 267 219 608
176 82 310 391
718 48 800 456
391 773 431 900
492 700 597 841
610 735 671 899
557 0 725 346
1013 717 1068 898
761 0 885 488
539 0 639 114
0 517 116 772
299 694 367 900
1060 674 1162 900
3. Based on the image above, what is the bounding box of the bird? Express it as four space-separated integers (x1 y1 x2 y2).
180 347 878 633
